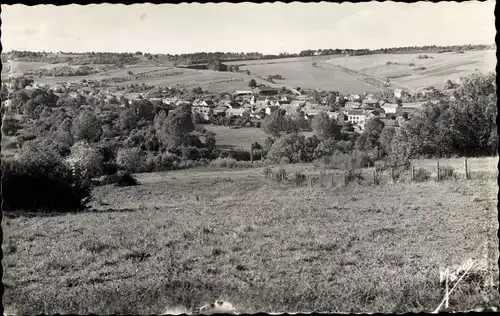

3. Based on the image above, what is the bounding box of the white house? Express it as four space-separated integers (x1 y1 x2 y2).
226 108 250 117
212 105 228 115
265 105 279 115
381 103 402 114
233 90 254 97
343 109 369 129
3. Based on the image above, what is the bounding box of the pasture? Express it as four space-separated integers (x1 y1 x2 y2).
2 164 498 314
203 125 314 149
235 57 378 94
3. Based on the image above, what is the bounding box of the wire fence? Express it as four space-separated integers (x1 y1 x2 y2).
263 157 498 188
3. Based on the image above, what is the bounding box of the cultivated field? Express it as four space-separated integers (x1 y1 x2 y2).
204 125 314 149
8 50 495 94
2 164 498 314
324 50 497 91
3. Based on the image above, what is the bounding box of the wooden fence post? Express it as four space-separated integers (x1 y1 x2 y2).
373 170 377 185
437 161 440 182
320 173 324 188
309 176 313 188
343 172 347 187
390 167 394 183
411 165 415 181
331 174 335 188
464 157 469 180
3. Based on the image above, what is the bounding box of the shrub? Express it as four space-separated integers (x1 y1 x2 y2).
275 168 288 183
439 165 456 180
209 157 257 169
102 162 119 176
263 167 272 179
374 160 389 173
96 141 121 163
66 141 103 179
210 157 237 168
157 151 181 171
144 151 161 172
2 146 91 212
413 167 431 182
325 151 352 170
2 117 22 136
112 170 139 187
345 168 364 185
293 171 307 186
116 147 144 173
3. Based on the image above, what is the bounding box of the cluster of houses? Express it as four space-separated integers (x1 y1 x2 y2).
13 78 436 132
187 87 425 131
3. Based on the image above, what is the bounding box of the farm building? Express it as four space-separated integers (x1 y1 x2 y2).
348 94 361 101
280 95 295 102
232 90 254 97
199 100 216 107
393 89 409 99
255 87 279 96
381 103 402 114
362 98 379 107
212 106 228 116
226 108 251 117
221 100 241 109
275 100 291 106
290 100 306 108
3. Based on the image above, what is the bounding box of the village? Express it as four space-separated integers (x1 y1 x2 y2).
10 76 457 134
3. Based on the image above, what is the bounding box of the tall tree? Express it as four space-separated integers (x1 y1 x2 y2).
154 104 195 150
71 110 103 143
311 111 341 140
261 109 298 138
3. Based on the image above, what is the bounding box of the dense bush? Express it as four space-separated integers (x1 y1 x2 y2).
2 146 91 212
293 171 307 186
275 168 288 183
266 133 310 164
66 141 104 180
115 147 144 173
439 165 457 180
72 110 103 143
2 117 23 136
218 148 257 161
112 170 139 187
413 167 431 182
102 162 119 176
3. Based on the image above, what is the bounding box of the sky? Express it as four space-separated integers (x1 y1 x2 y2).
1 2 496 55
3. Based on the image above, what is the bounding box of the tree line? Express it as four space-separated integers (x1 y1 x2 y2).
8 44 492 65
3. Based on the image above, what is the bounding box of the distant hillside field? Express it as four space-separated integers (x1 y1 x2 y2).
10 50 496 94
323 50 496 91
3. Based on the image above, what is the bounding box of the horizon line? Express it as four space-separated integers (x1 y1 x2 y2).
4 42 495 56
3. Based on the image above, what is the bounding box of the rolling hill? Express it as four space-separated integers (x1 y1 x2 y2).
7 49 496 94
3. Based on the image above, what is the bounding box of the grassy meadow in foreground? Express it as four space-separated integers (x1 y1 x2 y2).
2 165 499 314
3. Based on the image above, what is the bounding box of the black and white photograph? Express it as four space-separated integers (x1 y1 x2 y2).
1 1 498 315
